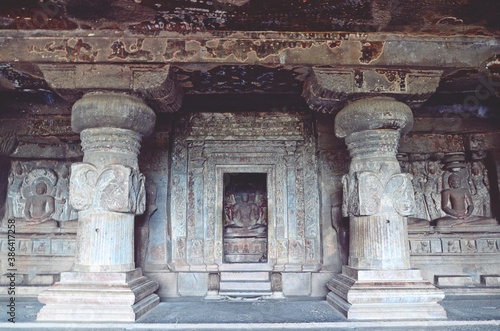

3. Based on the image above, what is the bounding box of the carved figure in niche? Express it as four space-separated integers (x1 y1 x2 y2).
223 173 267 263
226 191 266 235
409 163 430 221
469 163 492 217
232 192 259 227
483 240 497 253
424 161 444 220
24 181 56 225
7 162 26 219
54 164 78 224
436 173 497 227
16 168 61 227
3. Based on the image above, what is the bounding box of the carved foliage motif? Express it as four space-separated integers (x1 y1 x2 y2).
70 163 145 214
343 171 416 217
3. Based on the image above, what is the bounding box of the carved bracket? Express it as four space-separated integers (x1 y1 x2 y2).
303 67 442 114
38 64 183 112
70 163 145 214
342 171 416 217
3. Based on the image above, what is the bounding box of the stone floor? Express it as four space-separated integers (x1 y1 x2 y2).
1 296 500 330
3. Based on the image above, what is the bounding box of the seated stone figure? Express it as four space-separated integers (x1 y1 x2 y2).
22 181 58 227
436 173 497 227
225 192 266 237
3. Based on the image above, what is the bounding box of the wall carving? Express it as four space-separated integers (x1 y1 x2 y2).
405 152 500 287
402 153 497 228
0 160 77 288
4 161 78 228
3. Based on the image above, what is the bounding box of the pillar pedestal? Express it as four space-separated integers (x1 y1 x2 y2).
37 93 159 322
328 97 446 320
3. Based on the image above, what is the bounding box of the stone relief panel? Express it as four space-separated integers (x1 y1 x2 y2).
169 112 320 271
0 160 77 287
3 161 78 228
407 152 500 289
402 153 497 228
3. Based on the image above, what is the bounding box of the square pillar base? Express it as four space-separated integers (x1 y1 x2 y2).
327 266 447 320
37 268 159 322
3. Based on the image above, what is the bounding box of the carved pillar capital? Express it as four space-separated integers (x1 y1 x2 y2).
335 97 413 139
72 92 156 136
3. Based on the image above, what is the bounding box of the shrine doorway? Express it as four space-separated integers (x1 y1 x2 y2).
223 173 268 263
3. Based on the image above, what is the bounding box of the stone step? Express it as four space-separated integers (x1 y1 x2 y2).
219 281 271 292
220 272 269 282
218 291 272 298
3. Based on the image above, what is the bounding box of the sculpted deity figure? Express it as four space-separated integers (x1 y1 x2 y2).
469 163 492 217
441 173 473 219
7 162 25 219
231 192 259 228
423 161 443 220
436 173 497 227
224 189 267 238
24 181 56 224
410 163 430 220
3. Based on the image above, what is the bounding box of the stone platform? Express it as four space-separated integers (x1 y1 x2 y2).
2 296 500 330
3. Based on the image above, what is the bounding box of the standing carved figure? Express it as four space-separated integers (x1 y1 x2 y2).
410 163 430 220
424 161 443 220
469 163 491 217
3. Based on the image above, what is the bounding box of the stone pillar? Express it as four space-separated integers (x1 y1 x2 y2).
37 93 159 322
326 97 446 320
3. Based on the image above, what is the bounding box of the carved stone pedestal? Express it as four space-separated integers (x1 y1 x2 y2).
37 93 159 321
327 266 445 320
37 268 159 322
329 97 446 320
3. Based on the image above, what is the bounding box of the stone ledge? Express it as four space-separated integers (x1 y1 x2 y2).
435 275 474 287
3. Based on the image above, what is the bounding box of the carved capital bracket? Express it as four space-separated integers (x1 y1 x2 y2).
69 163 145 215
38 64 183 113
303 67 442 114
342 171 415 218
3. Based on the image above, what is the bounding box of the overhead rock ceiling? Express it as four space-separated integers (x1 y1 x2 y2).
0 0 499 120
1 0 499 34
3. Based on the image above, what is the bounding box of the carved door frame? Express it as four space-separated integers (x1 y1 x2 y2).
215 164 276 269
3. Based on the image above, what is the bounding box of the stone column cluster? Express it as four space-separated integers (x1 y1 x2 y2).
37 93 160 322
327 97 447 320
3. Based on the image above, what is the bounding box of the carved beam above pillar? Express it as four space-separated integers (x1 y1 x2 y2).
38 64 183 112
303 67 442 114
